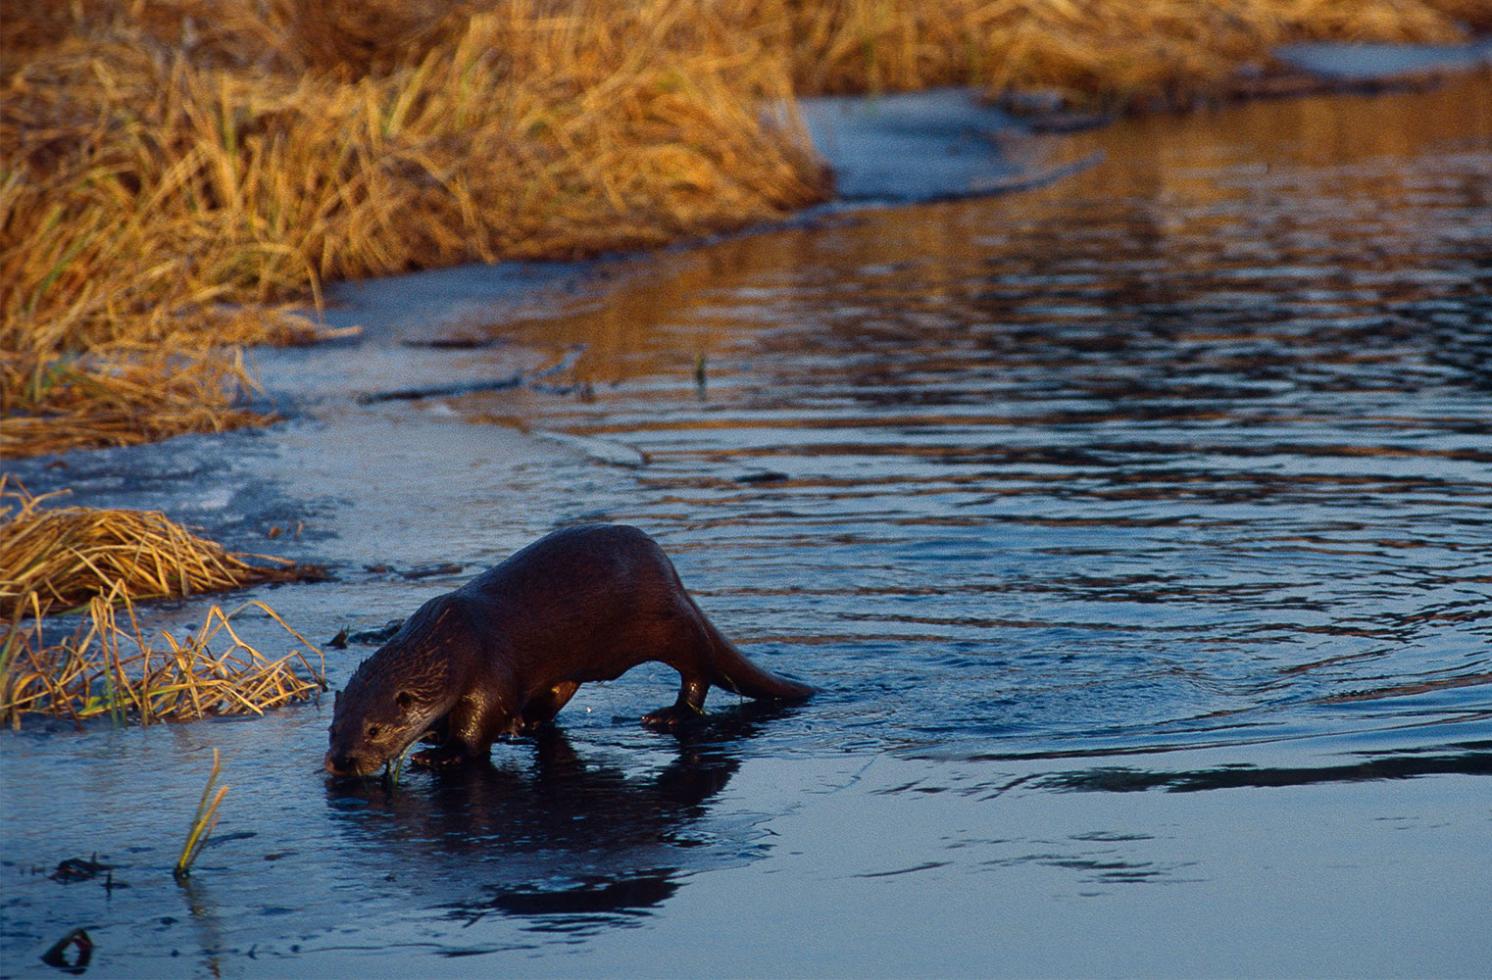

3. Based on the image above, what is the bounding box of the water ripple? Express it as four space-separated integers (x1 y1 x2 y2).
465 75 1492 757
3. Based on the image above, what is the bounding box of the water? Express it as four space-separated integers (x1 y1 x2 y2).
3 73 1490 978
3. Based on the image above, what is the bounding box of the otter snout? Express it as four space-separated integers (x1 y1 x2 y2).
324 749 372 778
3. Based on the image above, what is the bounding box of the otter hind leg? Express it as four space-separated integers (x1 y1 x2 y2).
642 673 709 731
639 605 718 731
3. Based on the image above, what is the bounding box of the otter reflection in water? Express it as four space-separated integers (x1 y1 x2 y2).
325 706 792 929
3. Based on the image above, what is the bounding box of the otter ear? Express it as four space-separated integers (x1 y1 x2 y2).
396 690 414 709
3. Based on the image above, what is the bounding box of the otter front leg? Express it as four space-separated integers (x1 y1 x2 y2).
419 714 450 746
411 695 511 768
642 674 708 731
519 681 580 734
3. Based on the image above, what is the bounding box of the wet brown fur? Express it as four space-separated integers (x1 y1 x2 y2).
325 525 811 776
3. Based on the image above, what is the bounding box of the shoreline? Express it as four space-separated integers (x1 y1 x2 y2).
3 30 1489 458
2 40 1489 724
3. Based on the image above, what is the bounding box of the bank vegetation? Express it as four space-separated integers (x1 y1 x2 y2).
6 0 1485 454
0 481 325 726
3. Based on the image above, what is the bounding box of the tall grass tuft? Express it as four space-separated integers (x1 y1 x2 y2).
0 480 310 615
175 748 229 881
0 347 276 459
1 586 326 728
1 0 829 455
0 480 326 728
773 0 1487 103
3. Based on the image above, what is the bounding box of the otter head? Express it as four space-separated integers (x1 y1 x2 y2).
323 596 466 777
324 685 432 777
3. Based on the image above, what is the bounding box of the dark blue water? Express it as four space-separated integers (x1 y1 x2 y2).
3 73 1490 978
479 72 1492 759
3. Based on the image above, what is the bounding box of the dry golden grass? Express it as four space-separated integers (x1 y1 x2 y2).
0 347 274 459
5 0 1483 359
1 0 826 339
776 0 1485 103
1 0 828 455
4 0 1482 457
0 586 326 728
0 480 311 617
0 482 324 728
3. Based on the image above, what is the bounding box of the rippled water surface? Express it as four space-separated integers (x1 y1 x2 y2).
3 74 1490 977
483 75 1492 757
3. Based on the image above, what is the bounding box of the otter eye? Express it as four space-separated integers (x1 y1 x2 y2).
366 724 382 738
395 691 414 709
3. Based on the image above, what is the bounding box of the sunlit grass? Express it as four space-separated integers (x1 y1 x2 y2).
175 747 229 881
5 0 1481 455
0 586 326 728
0 480 309 614
0 346 277 459
782 0 1487 102
0 481 325 728
1 0 828 456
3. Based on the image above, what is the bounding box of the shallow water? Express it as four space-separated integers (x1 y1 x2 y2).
4 74 1491 978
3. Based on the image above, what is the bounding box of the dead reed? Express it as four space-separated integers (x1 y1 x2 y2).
0 347 273 459
175 748 229 880
776 0 1488 104
0 586 326 728
2 0 828 455
6 0 1482 455
3 0 827 313
0 480 308 616
0 479 324 727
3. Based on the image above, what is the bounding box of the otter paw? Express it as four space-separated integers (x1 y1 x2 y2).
410 746 468 769
641 705 703 731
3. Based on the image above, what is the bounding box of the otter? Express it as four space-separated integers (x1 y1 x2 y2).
325 525 811 777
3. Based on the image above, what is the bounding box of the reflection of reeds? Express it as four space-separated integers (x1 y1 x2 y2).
1 587 326 728
175 748 229 881
0 480 308 614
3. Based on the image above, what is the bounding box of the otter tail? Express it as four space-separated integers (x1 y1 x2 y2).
695 604 813 702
